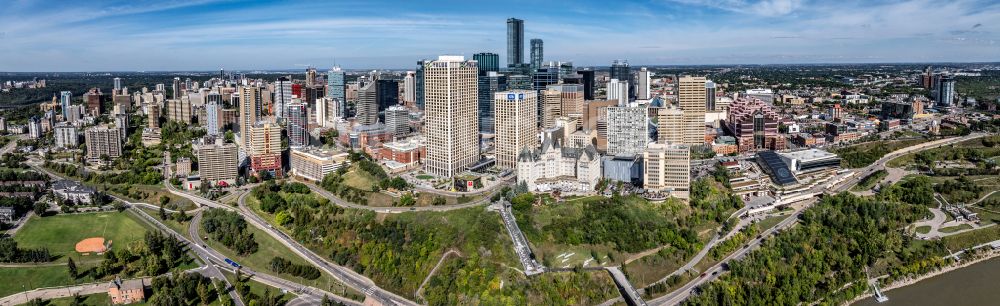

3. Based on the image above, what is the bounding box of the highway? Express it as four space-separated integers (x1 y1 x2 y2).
183 210 362 306
130 207 246 306
646 134 986 305
163 180 416 306
225 188 417 306
28 161 360 306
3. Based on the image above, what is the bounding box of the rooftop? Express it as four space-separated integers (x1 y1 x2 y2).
778 149 838 161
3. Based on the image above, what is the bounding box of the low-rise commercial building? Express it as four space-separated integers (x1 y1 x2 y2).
777 149 841 174
290 147 350 182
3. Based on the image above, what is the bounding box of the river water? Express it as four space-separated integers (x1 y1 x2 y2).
854 256 1000 306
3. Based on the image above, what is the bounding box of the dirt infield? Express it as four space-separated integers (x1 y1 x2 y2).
75 237 109 254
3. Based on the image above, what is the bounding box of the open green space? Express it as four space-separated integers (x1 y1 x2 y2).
832 138 925 168
757 213 791 230
0 263 98 298
198 210 358 297
915 225 932 234
886 137 1000 175
248 181 617 305
44 293 112 306
14 212 150 262
684 191 946 305
941 223 1000 251
940 224 974 233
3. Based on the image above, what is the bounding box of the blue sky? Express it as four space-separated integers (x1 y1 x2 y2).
1 0 998 71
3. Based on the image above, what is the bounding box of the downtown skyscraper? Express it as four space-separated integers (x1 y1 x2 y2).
507 18 524 67
274 76 292 119
285 100 308 147
239 86 262 150
678 76 707 146
494 90 538 169
423 56 479 178
530 39 543 71
60 91 72 120
327 66 345 101
474 52 503 134
610 60 633 100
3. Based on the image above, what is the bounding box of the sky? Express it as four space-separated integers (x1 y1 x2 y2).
0 0 998 71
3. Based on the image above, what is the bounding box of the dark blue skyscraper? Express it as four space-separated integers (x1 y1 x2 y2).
610 60 634 100
478 72 507 134
415 60 426 110
473 53 499 76
507 18 524 67
531 67 559 91
376 79 399 121
577 69 595 100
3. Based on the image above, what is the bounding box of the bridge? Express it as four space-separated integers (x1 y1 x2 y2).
606 267 646 306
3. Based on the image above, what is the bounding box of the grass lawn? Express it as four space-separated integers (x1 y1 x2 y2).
342 169 378 190
0 261 101 298
941 224 1000 251
940 224 974 233
204 209 360 297
44 293 112 306
758 214 792 231
916 225 932 234
624 247 687 288
416 174 433 180
14 212 151 263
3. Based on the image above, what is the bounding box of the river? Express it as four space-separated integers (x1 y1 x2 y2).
854 256 1000 306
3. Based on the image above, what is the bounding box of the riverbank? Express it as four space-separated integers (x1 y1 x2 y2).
846 249 1000 305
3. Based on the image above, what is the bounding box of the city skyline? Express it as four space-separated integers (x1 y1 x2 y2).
1 0 998 72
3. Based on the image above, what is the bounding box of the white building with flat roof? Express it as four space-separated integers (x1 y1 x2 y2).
777 149 841 174
290 147 350 182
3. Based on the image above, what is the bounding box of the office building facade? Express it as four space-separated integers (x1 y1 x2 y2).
495 91 538 169
643 143 690 198
678 76 707 146
606 106 649 156
423 56 479 178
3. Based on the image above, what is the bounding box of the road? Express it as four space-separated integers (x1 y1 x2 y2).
131 207 246 306
184 210 362 306
646 134 986 305
28 161 357 306
187 185 415 306
306 182 500 213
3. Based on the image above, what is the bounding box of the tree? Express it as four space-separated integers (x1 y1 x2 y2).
197 282 212 305
33 202 47 216
275 211 292 226
67 257 78 279
225 130 235 144
159 204 168 220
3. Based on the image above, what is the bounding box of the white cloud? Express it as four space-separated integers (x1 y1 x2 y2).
667 0 804 16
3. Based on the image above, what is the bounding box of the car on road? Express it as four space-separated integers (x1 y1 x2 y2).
700 272 707 278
